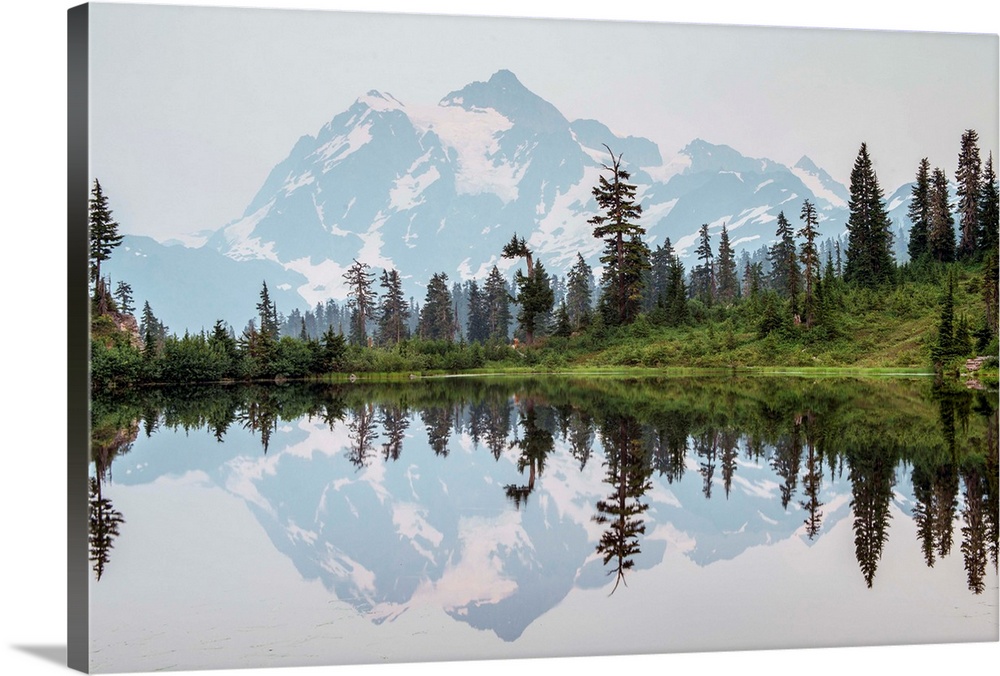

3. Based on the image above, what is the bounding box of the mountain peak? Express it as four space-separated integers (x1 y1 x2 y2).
357 90 405 112
570 119 662 167
679 138 783 176
488 69 521 86
795 156 821 173
439 70 567 133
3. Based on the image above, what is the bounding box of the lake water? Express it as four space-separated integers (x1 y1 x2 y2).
88 375 999 672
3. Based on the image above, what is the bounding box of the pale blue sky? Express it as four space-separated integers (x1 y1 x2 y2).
87 1 999 242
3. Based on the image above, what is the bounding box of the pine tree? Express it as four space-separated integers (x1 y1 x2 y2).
565 253 594 330
692 223 715 305
844 143 895 287
982 252 998 345
932 268 958 367
715 223 739 304
317 325 347 372
768 211 800 316
664 254 689 326
484 265 512 342
956 129 982 260
466 279 490 343
502 234 534 276
88 179 124 305
514 258 555 345
256 281 279 339
798 199 821 327
979 152 999 256
553 301 572 338
598 233 650 325
113 280 134 315
207 319 239 376
343 259 376 346
139 301 166 357
928 167 956 264
376 268 409 346
588 146 649 325
502 235 555 344
907 158 932 262
646 241 674 310
282 307 303 338
419 272 454 341
743 260 763 302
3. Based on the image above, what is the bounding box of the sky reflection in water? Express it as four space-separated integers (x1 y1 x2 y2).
88 376 999 672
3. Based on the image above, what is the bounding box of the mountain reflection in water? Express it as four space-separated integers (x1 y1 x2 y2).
88 375 998 668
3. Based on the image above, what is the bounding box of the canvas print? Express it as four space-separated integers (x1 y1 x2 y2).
71 2 999 673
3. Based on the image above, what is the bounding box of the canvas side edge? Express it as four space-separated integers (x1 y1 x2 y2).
67 3 90 673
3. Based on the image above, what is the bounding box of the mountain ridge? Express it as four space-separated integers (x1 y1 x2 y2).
106 69 915 334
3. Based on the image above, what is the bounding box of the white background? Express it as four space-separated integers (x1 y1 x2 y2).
1 2 997 676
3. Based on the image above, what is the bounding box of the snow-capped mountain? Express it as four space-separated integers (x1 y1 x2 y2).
107 69 915 333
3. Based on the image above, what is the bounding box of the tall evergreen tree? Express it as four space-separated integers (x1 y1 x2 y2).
88 178 124 297
956 129 982 260
588 146 648 325
982 252 999 345
317 325 347 372
419 272 455 341
466 279 490 343
376 268 409 346
208 319 239 376
502 234 534 276
256 281 279 339
139 301 166 357
743 260 764 302
907 158 932 262
502 235 555 344
552 301 573 338
646 241 674 310
928 167 956 264
484 265 512 342
715 224 739 304
664 253 689 326
113 280 134 315
932 268 959 367
843 143 895 287
798 199 821 327
343 259 376 346
565 253 594 330
514 258 555 345
768 211 800 316
691 223 715 305
979 152 999 256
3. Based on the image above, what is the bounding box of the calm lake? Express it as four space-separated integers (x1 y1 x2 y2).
88 375 998 672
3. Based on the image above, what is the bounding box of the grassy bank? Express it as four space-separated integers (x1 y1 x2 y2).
91 262 997 390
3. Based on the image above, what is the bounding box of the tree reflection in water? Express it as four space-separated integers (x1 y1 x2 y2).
504 399 555 509
593 413 652 593
90 376 998 594
88 409 135 581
